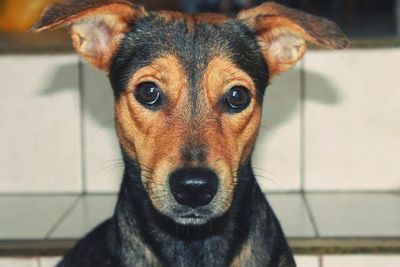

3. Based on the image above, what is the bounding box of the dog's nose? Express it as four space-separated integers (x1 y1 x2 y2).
169 168 218 208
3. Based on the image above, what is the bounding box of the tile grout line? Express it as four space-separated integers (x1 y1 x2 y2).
44 195 82 239
319 255 323 267
78 60 88 195
300 58 306 192
301 192 320 237
265 190 400 194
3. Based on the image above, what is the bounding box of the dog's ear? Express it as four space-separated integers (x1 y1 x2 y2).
31 0 146 72
238 2 349 77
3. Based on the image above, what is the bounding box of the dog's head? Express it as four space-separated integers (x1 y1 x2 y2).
33 0 347 225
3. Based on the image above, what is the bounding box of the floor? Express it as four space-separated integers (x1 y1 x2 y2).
1 192 399 241
1 192 400 267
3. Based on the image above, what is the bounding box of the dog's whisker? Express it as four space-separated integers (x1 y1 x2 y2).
99 162 124 171
101 119 115 128
101 159 124 167
253 174 284 190
104 158 124 162
259 124 273 134
98 162 125 176
100 158 155 176
130 159 153 172
251 167 275 175
258 124 286 140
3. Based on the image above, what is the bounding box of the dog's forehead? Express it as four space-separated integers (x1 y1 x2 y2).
110 13 269 98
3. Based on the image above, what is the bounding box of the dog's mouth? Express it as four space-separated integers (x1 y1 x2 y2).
170 206 219 226
147 167 234 226
176 214 208 225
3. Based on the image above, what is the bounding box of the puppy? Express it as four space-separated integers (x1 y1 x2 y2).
32 1 348 266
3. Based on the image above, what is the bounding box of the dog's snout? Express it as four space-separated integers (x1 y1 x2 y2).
169 168 218 208
182 142 207 163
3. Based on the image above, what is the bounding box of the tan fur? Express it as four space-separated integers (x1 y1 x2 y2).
115 55 187 210
193 13 228 24
157 10 228 25
203 56 260 165
156 11 228 33
230 241 253 267
201 56 261 209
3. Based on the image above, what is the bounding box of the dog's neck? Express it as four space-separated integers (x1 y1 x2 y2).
110 156 268 266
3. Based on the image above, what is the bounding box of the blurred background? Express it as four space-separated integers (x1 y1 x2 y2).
1 0 400 52
0 0 400 36
0 1 399 267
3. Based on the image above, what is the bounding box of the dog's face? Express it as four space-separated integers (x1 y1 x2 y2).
112 15 268 224
33 0 348 225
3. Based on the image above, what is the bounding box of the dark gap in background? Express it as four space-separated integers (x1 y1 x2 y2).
138 0 399 39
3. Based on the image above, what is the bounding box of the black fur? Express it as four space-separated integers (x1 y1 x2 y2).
57 13 295 267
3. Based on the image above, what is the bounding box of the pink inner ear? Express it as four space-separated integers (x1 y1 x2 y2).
268 32 305 63
68 13 129 71
72 16 115 56
90 21 113 53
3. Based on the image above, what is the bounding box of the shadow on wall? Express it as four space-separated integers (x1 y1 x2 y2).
260 65 341 138
40 61 342 136
41 62 115 130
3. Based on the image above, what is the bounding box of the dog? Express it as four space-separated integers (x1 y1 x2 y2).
32 1 348 266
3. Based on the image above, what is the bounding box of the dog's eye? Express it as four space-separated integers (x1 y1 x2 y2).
135 82 162 107
225 86 250 112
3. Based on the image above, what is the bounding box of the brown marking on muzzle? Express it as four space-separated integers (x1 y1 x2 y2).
115 55 186 168
199 56 261 203
115 55 188 209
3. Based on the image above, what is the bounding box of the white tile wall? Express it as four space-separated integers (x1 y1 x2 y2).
82 63 122 192
0 258 38 267
303 49 400 191
253 66 302 191
295 255 319 267
1 49 399 193
39 257 61 267
324 255 400 267
0 55 81 193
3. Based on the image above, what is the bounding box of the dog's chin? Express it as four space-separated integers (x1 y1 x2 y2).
173 214 210 226
167 206 222 226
